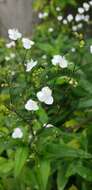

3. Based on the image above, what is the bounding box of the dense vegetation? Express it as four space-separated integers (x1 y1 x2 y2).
0 0 92 189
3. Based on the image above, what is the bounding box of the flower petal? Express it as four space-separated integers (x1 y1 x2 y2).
45 96 54 105
37 91 45 102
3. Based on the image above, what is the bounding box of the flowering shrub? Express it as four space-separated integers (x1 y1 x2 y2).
0 0 92 190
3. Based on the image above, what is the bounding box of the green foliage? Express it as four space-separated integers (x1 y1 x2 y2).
0 0 92 190
14 146 28 177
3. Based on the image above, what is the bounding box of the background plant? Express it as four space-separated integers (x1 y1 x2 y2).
0 0 92 190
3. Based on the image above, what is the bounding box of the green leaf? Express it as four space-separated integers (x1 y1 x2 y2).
87 124 92 153
36 43 55 55
14 146 28 177
0 157 14 175
57 165 68 190
66 161 92 182
40 160 50 190
22 167 39 190
44 143 92 159
36 107 48 125
79 79 92 95
78 99 92 109
34 160 50 190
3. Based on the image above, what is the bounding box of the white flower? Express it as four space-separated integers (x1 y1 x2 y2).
84 15 90 22
11 71 15 76
75 15 79 22
78 7 84 14
12 128 23 139
67 14 73 22
25 99 39 111
42 55 47 59
75 14 83 22
38 12 48 19
5 56 10 61
63 19 68 25
57 15 63 21
38 12 44 19
48 28 54 32
77 23 83 29
37 86 54 105
43 12 48 17
56 7 61 11
44 123 54 128
83 2 90 11
6 41 15 48
72 25 77 31
10 53 15 59
5 53 15 61
89 0 92 5
25 59 37 72
52 55 68 68
59 57 68 68
71 48 76 52
52 55 61 66
8 29 22 41
22 38 34 49
81 14 85 20
90 45 92 53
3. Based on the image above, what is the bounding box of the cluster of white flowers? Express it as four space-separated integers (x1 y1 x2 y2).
75 14 89 22
56 8 73 24
25 86 54 111
22 49 68 113
38 12 48 19
83 2 90 11
12 128 23 139
78 3 90 13
37 1 91 34
52 55 68 68
55 1 92 31
57 12 73 24
6 29 55 114
72 15 89 31
37 1 92 32
7 28 34 50
72 1 92 31
72 23 83 31
10 1 92 140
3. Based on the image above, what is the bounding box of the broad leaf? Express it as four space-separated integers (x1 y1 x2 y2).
14 146 28 177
